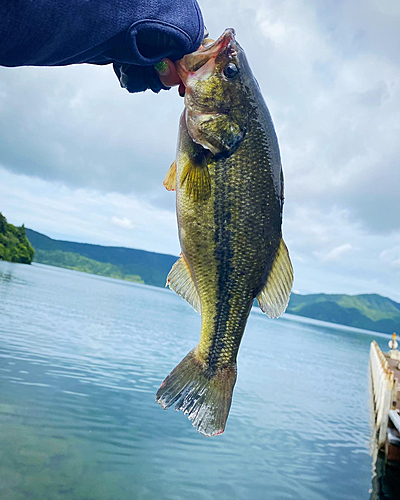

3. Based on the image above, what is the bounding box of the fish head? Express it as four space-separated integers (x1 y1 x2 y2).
177 29 252 156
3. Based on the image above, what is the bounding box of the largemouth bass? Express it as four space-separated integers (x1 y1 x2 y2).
156 29 293 436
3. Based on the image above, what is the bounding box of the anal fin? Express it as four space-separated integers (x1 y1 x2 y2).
166 253 201 314
257 238 293 318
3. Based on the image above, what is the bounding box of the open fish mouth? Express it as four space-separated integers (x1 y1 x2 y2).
177 28 237 85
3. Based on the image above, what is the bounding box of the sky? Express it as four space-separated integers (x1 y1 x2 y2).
1 0 400 302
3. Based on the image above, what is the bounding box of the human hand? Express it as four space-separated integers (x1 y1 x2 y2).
154 59 185 96
154 59 181 87
114 28 207 95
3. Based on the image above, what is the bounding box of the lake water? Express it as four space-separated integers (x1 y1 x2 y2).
0 261 396 499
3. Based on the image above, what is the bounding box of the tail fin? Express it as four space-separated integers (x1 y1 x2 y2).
156 349 236 437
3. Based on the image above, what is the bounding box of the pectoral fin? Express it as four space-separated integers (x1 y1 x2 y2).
166 253 201 314
257 238 293 318
181 154 211 202
163 162 177 191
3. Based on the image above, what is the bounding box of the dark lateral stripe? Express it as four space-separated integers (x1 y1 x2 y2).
208 163 234 372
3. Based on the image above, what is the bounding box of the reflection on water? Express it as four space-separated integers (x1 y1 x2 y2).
370 452 400 500
0 262 29 286
0 261 395 499
369 389 400 500
0 269 13 283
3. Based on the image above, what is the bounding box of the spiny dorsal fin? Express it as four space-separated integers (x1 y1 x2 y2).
166 253 201 314
163 162 177 191
256 238 293 318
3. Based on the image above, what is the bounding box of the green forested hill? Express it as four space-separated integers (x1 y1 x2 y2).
286 293 400 334
0 213 34 264
25 228 400 334
25 228 176 287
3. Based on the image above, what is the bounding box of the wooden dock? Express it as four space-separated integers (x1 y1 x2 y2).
369 339 400 463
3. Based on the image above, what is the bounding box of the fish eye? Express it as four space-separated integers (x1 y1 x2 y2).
223 62 239 79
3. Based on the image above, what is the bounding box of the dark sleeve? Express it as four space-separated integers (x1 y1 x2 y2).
0 0 204 92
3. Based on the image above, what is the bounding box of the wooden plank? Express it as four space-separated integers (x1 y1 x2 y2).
378 388 392 447
389 410 400 434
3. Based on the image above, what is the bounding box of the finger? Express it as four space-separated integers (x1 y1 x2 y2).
154 59 181 87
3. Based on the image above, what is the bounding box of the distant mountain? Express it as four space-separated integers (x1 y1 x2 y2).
25 228 176 287
286 293 400 335
25 228 400 335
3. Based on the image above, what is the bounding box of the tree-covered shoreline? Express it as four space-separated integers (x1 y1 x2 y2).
34 249 144 283
25 227 400 335
0 213 34 264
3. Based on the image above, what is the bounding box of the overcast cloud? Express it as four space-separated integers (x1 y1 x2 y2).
1 0 399 301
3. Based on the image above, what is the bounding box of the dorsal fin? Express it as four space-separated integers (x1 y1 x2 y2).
163 162 177 191
256 238 293 318
166 253 201 314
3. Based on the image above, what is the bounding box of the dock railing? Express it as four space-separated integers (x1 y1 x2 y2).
369 341 398 447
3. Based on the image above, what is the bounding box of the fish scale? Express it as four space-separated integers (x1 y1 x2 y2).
156 28 293 436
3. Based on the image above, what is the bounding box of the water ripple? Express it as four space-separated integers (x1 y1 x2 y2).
0 261 389 499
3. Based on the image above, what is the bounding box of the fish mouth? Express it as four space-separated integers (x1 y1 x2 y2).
177 28 237 85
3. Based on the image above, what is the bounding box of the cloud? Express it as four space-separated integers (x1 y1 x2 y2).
0 166 180 255
0 0 399 301
321 243 354 262
111 216 135 230
0 64 182 197
283 203 400 301
2 165 400 302
379 247 400 268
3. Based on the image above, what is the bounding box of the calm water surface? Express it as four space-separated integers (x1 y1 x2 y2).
0 261 395 499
